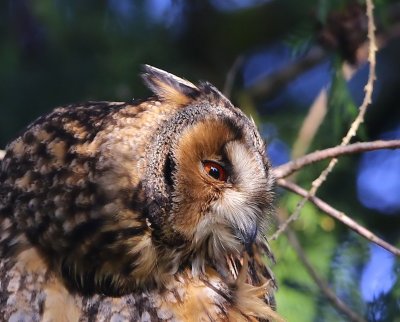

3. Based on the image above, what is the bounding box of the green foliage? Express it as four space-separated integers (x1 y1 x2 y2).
284 22 316 58
272 194 338 320
276 285 316 322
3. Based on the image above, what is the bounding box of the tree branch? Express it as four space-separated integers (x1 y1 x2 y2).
273 178 400 257
223 55 244 99
291 87 328 160
273 140 400 179
274 0 377 239
245 46 328 99
282 223 366 322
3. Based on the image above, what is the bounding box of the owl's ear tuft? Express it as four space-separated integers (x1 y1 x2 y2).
141 65 199 106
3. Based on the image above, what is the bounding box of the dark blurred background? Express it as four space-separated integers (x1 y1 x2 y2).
1 0 400 320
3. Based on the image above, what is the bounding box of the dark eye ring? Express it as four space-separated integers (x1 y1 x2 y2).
202 161 227 182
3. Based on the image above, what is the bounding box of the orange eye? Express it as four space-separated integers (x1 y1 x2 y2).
202 161 227 182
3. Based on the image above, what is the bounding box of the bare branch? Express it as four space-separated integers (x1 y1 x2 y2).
291 88 328 160
273 140 400 179
340 0 377 145
273 178 400 257
274 0 377 239
246 46 328 98
281 224 366 322
223 55 244 99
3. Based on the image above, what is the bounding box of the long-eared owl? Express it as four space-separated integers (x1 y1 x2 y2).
0 66 281 321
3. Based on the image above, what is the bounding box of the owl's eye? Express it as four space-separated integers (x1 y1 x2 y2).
202 161 227 182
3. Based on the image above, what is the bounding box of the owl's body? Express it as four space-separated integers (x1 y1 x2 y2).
0 66 278 321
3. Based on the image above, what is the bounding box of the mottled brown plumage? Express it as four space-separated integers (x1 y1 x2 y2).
0 65 280 321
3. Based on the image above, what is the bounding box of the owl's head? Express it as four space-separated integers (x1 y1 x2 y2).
141 66 274 275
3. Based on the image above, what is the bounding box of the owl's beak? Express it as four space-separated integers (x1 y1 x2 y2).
237 223 258 255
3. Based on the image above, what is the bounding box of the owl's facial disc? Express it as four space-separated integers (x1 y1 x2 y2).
200 140 270 249
171 118 273 264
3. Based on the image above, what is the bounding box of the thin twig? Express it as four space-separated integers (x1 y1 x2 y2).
274 0 377 239
274 179 400 257
281 223 366 322
273 140 400 179
291 87 328 159
339 0 377 147
246 46 328 98
223 55 244 99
